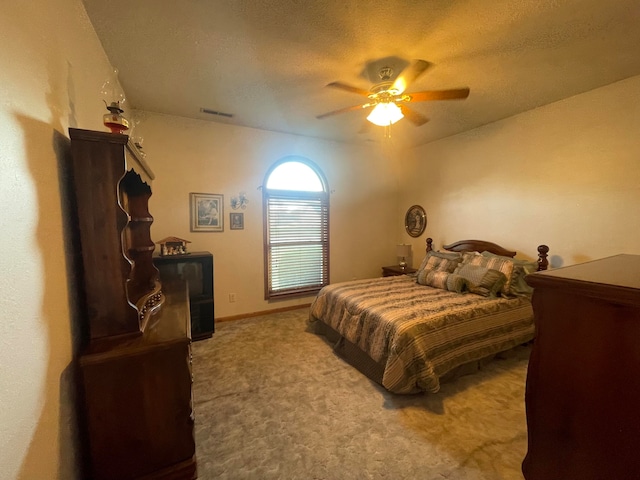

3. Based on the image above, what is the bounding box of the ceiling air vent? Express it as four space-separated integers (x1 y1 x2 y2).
200 108 234 118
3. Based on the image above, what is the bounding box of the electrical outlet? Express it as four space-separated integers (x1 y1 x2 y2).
229 293 236 303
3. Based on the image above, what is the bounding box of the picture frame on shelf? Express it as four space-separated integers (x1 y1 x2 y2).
230 212 244 230
190 192 224 232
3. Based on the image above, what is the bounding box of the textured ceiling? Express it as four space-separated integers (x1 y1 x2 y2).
83 0 640 148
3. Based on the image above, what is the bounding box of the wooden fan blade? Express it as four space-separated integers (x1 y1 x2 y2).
391 59 432 94
400 104 429 126
326 81 371 97
406 88 470 102
316 103 372 119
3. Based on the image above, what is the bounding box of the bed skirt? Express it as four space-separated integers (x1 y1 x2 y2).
311 320 524 393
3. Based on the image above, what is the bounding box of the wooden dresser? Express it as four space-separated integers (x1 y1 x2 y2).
522 254 640 479
68 128 196 479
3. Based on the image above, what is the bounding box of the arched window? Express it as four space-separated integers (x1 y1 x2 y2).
263 158 329 299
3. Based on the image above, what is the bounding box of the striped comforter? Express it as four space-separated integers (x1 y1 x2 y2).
309 275 534 394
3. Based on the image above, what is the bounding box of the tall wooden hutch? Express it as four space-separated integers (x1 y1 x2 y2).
68 128 197 480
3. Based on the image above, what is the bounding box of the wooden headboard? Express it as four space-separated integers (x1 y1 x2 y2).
425 237 549 271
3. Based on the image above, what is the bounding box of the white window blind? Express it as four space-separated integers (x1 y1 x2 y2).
265 191 329 299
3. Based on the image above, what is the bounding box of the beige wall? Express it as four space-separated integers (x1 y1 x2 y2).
400 75 640 268
139 112 403 318
0 1 402 475
3 0 639 477
0 1 115 478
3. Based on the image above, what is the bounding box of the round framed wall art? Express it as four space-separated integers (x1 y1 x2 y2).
405 205 427 237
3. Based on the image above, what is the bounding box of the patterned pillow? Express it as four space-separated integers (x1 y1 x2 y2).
445 273 466 293
481 252 537 297
417 269 451 289
460 252 515 296
416 252 461 288
418 252 462 271
454 264 506 297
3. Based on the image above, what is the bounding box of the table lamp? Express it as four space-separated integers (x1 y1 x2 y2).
396 244 412 270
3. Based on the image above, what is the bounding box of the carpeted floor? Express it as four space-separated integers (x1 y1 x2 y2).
192 308 531 480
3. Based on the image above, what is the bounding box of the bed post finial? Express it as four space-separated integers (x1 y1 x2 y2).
426 238 433 253
537 245 550 271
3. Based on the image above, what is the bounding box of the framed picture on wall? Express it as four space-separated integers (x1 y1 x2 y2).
404 204 427 237
190 192 224 232
230 212 244 230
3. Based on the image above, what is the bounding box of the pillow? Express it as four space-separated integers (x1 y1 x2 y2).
417 269 450 289
459 251 515 296
454 264 506 297
416 254 461 287
431 251 463 260
512 261 538 296
417 251 462 273
445 273 466 294
416 270 467 293
481 252 538 297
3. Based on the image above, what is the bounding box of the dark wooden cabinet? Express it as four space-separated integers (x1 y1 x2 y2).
154 252 215 340
522 254 640 480
80 285 195 480
382 265 417 277
68 128 196 479
68 129 162 339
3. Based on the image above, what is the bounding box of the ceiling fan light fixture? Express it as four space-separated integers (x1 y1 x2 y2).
366 102 404 126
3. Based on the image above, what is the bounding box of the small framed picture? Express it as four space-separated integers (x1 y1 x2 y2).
190 193 224 232
230 212 244 230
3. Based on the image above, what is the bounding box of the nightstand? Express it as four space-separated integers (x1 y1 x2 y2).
382 265 418 277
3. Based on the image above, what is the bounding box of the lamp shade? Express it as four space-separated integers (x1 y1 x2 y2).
396 244 411 258
100 67 126 111
367 102 404 126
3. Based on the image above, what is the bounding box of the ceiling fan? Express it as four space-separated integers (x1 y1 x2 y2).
316 59 470 127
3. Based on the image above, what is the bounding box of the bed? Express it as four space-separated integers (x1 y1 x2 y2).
309 238 550 394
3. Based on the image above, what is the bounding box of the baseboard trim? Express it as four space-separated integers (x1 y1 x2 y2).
216 304 311 323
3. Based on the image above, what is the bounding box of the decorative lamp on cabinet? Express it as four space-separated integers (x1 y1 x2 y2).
100 67 129 134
